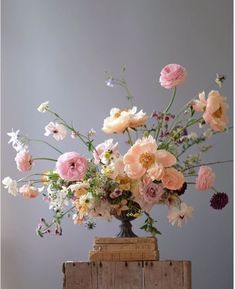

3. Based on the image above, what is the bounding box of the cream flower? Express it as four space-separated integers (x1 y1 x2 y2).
2 177 18 196
168 202 193 227
193 91 207 112
102 108 131 133
129 107 148 128
37 101 49 113
102 106 147 134
68 182 89 198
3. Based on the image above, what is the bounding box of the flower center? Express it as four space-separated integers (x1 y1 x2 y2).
213 106 222 118
139 152 155 169
114 111 121 118
70 162 76 169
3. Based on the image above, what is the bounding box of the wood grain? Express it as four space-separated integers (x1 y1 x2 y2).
97 261 142 289
63 260 192 289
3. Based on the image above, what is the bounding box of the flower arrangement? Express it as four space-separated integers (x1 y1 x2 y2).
2 64 231 237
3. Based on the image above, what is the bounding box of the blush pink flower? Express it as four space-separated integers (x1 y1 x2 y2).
159 64 187 89
195 166 215 191
56 152 88 181
44 122 67 141
161 167 185 190
15 150 33 172
141 182 164 204
19 184 39 199
168 202 193 227
203 90 228 132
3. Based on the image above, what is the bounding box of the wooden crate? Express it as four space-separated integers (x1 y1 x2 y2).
63 260 191 289
89 236 159 262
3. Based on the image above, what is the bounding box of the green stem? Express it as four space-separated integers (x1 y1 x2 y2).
182 160 233 172
17 173 48 182
47 109 97 153
33 157 57 162
30 139 63 154
155 87 177 140
40 206 76 233
126 129 133 145
165 117 203 145
165 87 177 114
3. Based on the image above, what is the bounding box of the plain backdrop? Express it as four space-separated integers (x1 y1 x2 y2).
1 1 233 289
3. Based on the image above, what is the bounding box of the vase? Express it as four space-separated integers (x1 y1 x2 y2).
114 211 138 238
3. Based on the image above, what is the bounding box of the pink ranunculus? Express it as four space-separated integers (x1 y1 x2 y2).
195 166 215 191
56 152 88 181
161 167 185 190
141 182 164 204
159 64 187 89
15 150 33 172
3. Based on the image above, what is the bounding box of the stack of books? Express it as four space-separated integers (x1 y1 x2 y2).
89 237 159 261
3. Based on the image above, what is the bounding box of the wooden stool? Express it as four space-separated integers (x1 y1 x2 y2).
63 260 191 289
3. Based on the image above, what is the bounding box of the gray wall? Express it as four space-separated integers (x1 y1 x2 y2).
1 1 233 289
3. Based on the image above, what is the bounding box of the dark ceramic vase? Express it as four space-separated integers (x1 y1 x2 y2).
114 211 138 238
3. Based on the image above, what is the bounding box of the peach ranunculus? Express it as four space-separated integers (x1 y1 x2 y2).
161 167 185 190
102 107 147 134
159 64 187 89
195 166 215 191
203 90 228 132
19 184 39 199
193 90 228 132
123 136 177 180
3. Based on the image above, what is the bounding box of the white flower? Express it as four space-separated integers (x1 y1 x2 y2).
203 129 213 138
88 128 96 138
90 199 112 221
79 192 95 208
47 185 69 210
7 129 28 152
37 101 49 113
168 202 193 227
2 177 18 196
188 132 198 140
93 139 119 165
44 122 67 141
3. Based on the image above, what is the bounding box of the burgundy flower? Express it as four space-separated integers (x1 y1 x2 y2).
210 192 229 210
174 182 187 196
